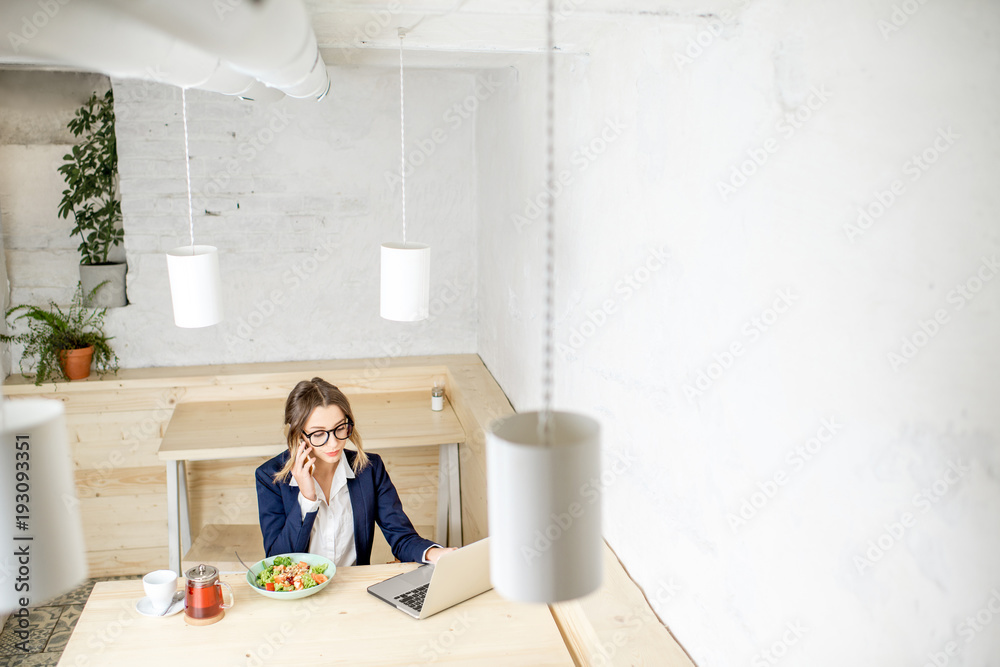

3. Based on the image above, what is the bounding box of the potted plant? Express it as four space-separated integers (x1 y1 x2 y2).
58 88 127 307
1 283 119 385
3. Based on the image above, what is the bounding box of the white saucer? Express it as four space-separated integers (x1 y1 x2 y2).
136 593 184 617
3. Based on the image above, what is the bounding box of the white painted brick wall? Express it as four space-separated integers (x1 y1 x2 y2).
108 67 477 368
0 67 478 372
0 72 116 352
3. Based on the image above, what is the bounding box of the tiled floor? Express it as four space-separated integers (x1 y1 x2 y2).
0 575 141 667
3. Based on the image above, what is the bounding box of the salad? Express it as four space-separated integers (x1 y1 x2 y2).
256 556 329 592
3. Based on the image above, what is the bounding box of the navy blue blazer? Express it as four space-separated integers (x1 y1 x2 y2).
255 449 436 565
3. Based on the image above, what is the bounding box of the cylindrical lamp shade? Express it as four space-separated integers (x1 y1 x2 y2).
487 411 603 603
1 399 87 612
166 245 223 328
380 242 430 322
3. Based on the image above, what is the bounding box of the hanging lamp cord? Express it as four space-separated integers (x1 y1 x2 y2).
539 0 555 443
399 31 407 247
181 87 194 250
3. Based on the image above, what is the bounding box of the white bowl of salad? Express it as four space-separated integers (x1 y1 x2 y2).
246 552 335 600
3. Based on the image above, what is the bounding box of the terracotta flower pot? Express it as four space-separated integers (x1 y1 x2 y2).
59 346 94 381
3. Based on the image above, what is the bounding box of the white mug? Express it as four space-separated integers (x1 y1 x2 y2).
143 569 178 614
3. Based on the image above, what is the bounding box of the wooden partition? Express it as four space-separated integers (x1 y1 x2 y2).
4 354 504 576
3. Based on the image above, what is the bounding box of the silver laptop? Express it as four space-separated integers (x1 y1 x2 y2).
367 538 491 619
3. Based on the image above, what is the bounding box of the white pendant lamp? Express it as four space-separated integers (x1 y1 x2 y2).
166 88 223 328
380 31 430 322
486 0 603 604
381 242 430 321
1 399 87 612
487 412 602 602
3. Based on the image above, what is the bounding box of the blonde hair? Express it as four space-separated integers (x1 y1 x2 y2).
273 378 369 483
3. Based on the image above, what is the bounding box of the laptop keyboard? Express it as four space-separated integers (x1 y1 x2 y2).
394 583 429 611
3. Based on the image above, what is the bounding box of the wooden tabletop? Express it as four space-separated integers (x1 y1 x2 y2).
158 391 467 461
57 565 574 666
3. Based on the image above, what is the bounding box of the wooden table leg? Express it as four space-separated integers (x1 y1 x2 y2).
165 461 180 575
436 444 449 546
446 443 462 547
177 460 191 568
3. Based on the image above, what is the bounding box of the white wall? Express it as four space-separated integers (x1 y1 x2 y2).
0 71 114 308
109 68 477 368
0 67 479 370
477 1 1000 666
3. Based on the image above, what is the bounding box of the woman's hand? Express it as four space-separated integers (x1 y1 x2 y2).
425 547 458 564
291 441 317 501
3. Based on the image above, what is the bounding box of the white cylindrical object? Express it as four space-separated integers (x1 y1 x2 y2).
0 0 328 100
238 81 286 103
487 411 603 603
380 242 430 322
1 399 87 612
166 245 224 328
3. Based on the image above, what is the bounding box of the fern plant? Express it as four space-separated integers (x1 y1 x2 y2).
1 283 119 385
57 89 123 265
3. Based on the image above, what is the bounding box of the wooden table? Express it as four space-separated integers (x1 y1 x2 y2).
158 391 467 574
56 564 574 666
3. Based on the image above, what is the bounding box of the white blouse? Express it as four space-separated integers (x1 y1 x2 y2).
292 459 357 567
291 459 438 566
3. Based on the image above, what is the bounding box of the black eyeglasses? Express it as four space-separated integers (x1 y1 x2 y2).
302 418 354 447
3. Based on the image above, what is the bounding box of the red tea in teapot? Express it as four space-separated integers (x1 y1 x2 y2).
184 564 234 625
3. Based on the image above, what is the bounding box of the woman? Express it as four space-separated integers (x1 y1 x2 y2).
255 377 455 566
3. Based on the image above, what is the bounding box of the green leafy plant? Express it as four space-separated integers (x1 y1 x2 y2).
1 283 119 385
57 89 123 265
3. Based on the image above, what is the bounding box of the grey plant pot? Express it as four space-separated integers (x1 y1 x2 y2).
79 262 127 308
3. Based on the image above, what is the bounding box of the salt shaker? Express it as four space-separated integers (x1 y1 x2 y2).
431 385 445 411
